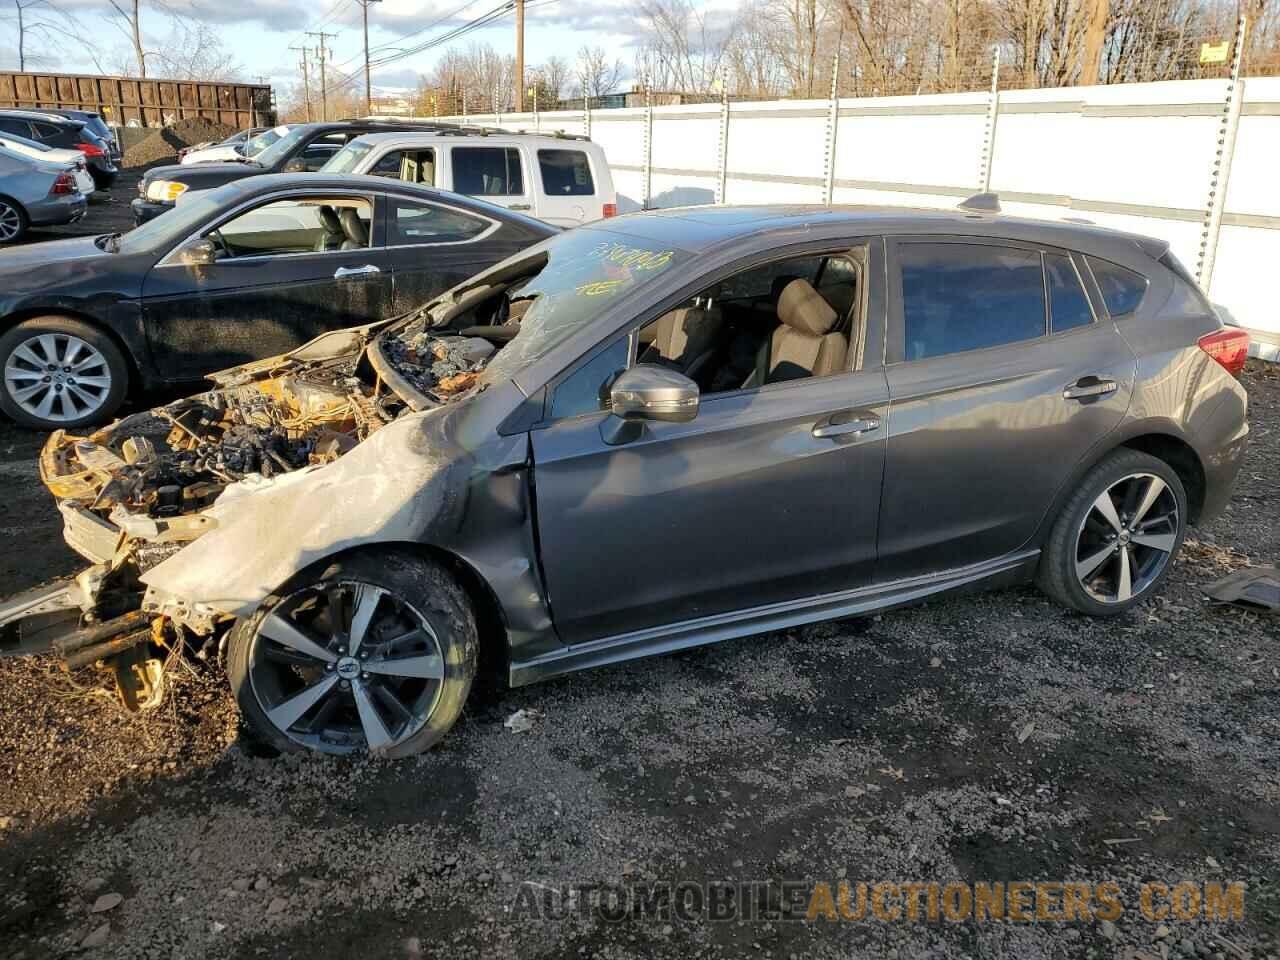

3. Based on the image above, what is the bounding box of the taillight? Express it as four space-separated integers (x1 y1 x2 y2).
49 172 76 195
1198 328 1250 376
77 141 105 158
602 202 617 218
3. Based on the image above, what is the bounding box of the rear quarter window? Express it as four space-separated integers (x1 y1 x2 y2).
538 149 594 196
1087 257 1148 317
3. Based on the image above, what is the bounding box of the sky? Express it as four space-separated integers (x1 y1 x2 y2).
1 0 668 97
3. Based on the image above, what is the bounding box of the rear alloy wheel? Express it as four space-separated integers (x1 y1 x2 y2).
0 317 129 430
228 552 478 757
1039 449 1188 615
0 197 27 243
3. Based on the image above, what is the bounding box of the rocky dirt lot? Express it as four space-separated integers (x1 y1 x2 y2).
0 362 1276 960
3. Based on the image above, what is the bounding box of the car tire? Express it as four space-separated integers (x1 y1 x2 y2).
0 195 28 243
227 550 479 758
0 316 130 430
1038 449 1188 616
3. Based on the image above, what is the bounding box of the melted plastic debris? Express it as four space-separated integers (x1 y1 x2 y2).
381 333 495 401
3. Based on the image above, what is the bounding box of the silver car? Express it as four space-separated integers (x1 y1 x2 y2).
0 144 88 243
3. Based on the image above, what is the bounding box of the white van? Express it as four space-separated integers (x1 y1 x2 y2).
321 129 617 227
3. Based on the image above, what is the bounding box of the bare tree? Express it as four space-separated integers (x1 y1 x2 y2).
633 0 735 92
105 0 148 77
151 17 239 80
574 45 625 99
3 0 88 70
531 55 571 102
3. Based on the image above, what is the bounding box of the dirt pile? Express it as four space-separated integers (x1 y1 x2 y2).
121 117 237 168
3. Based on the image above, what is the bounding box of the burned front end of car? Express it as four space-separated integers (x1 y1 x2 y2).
0 319 498 710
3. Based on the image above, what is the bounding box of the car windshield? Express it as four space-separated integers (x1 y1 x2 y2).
475 228 691 386
113 187 234 255
243 126 286 157
249 125 306 166
320 139 373 175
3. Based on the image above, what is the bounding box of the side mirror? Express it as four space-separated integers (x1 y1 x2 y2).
602 364 699 445
178 238 217 267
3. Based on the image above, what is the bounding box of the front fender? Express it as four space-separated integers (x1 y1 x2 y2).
139 403 524 621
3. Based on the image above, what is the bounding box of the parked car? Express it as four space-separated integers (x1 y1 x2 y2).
0 110 118 189
0 144 87 243
180 126 271 164
322 129 617 227
132 120 454 224
41 108 122 165
0 131 96 195
0 173 553 429
0 199 1249 756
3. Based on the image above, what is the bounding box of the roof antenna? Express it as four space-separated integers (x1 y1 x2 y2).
958 191 1001 213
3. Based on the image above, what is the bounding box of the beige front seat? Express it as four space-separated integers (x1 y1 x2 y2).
640 305 723 381
745 279 848 386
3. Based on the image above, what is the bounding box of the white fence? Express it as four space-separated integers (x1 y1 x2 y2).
445 75 1280 357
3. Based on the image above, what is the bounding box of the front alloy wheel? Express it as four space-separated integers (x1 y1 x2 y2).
4 332 113 425
229 553 478 757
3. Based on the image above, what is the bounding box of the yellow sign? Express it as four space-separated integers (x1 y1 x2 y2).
1200 41 1230 64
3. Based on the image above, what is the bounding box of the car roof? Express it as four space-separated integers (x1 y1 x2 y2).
576 203 1169 262
0 109 81 126
350 129 596 147
220 172 557 232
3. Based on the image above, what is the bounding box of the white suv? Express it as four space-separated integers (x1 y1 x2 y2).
321 128 617 228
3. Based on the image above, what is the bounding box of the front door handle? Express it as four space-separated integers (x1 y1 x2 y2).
812 411 881 439
508 203 533 211
334 264 381 280
1063 377 1118 401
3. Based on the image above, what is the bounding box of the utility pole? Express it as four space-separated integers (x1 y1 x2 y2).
307 31 337 121
514 0 525 110
290 45 313 121
357 0 383 116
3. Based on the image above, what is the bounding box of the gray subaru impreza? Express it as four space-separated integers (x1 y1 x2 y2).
1 199 1250 756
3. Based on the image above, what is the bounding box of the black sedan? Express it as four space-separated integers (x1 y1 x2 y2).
0 174 555 429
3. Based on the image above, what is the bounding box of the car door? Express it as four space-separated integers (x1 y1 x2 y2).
446 145 533 216
140 190 391 380
531 146 599 226
529 241 890 646
876 237 1137 582
380 194 522 314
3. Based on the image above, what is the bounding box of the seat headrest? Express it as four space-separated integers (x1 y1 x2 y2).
338 207 368 245
316 205 342 233
778 279 838 336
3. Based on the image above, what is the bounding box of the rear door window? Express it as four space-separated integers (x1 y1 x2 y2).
452 147 523 196
537 149 594 196
1045 254 1095 332
1087 257 1148 316
898 242 1046 361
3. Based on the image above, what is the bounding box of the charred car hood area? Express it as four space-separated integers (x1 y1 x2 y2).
7 311 506 702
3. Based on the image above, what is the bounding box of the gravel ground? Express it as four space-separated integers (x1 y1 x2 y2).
0 357 1276 959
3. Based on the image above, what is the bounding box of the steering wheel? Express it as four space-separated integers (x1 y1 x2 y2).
207 229 231 259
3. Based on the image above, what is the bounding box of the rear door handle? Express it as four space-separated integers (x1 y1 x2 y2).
334 264 381 280
812 411 881 439
1063 377 1118 401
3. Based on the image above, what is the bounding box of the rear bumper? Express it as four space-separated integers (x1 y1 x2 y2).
131 198 172 224
27 192 88 227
